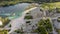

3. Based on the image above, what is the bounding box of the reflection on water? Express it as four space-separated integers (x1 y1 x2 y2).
0 3 30 19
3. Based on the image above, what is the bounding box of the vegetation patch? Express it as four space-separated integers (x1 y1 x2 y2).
14 29 23 34
56 8 60 13
26 21 30 23
0 17 10 28
40 2 60 12
9 24 11 27
26 13 30 14
0 0 20 7
0 30 8 34
56 29 60 34
34 19 53 34
57 17 60 22
24 15 33 19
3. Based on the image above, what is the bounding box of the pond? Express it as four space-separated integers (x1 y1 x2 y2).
0 3 30 19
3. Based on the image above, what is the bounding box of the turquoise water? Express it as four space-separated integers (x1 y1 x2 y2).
0 3 30 19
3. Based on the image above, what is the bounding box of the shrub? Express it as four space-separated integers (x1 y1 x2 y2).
26 12 30 14
24 15 33 19
34 19 53 34
26 21 30 23
9 24 11 27
56 8 60 13
57 17 60 22
14 29 23 34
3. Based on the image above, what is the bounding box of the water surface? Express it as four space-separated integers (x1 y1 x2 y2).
0 3 30 19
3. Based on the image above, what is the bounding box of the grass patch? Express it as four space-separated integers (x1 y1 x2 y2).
0 30 8 34
40 2 60 12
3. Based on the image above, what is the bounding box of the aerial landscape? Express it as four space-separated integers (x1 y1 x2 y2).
0 0 60 34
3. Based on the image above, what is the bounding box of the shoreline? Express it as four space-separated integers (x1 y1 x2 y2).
11 7 37 20
8 7 37 34
23 7 37 14
0 1 41 7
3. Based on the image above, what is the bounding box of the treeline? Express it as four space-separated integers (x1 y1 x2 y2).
0 0 60 3
0 0 19 1
33 0 60 2
0 0 60 7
